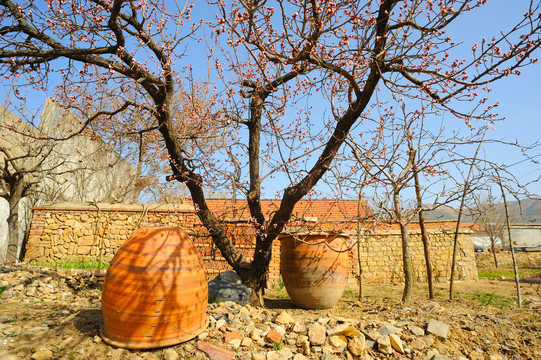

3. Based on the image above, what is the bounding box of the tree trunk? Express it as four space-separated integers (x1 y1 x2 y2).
243 263 269 306
490 240 499 268
356 192 364 301
399 219 413 304
5 177 24 263
413 168 434 299
498 173 522 308
394 190 412 304
356 232 364 301
449 185 468 301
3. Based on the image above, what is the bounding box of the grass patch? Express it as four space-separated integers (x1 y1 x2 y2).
268 277 289 299
273 287 289 299
0 286 4 298
464 291 517 308
343 288 358 299
478 268 541 279
277 276 285 290
32 258 110 270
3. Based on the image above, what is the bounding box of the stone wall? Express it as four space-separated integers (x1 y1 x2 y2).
25 203 196 260
24 203 271 279
353 228 477 285
24 203 478 287
475 251 541 269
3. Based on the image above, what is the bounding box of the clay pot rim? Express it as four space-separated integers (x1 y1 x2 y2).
279 232 350 252
99 316 209 349
278 232 348 240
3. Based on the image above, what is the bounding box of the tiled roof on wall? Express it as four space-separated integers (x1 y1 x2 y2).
205 199 366 221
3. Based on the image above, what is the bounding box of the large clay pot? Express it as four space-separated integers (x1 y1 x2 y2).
280 233 349 309
100 227 208 349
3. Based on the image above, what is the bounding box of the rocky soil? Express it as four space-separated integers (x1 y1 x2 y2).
0 264 540 360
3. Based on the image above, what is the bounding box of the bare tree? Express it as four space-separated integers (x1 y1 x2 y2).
449 129 486 300
410 131 436 299
496 169 522 308
470 193 506 267
342 106 479 303
1 104 61 263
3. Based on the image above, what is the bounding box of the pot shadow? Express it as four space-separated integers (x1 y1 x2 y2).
72 308 103 336
264 297 297 309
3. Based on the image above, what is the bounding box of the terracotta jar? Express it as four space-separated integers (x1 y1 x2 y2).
280 233 349 309
100 227 208 349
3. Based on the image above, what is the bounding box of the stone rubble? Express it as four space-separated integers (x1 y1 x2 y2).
0 264 540 359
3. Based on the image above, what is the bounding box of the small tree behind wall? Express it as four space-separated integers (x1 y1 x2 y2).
496 170 522 308
342 105 490 303
470 193 506 267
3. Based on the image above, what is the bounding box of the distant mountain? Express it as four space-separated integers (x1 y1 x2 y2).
508 198 541 223
417 198 541 224
421 205 464 222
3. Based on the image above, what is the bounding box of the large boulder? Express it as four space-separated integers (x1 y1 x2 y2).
213 270 242 284
208 279 251 304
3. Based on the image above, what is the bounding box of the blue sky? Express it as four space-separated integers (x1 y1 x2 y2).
451 1 541 196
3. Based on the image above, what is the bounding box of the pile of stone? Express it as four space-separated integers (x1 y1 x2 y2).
202 300 454 360
0 265 102 306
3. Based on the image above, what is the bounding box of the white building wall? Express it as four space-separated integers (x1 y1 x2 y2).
38 98 139 203
501 225 541 250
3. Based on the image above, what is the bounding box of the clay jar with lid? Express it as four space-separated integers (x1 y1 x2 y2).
100 227 208 349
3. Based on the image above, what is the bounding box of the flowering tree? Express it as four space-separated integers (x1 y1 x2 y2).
71 79 220 204
0 0 539 303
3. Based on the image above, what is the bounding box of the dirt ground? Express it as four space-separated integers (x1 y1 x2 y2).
1 257 540 360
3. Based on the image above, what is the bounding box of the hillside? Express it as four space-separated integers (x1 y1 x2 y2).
419 198 541 224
